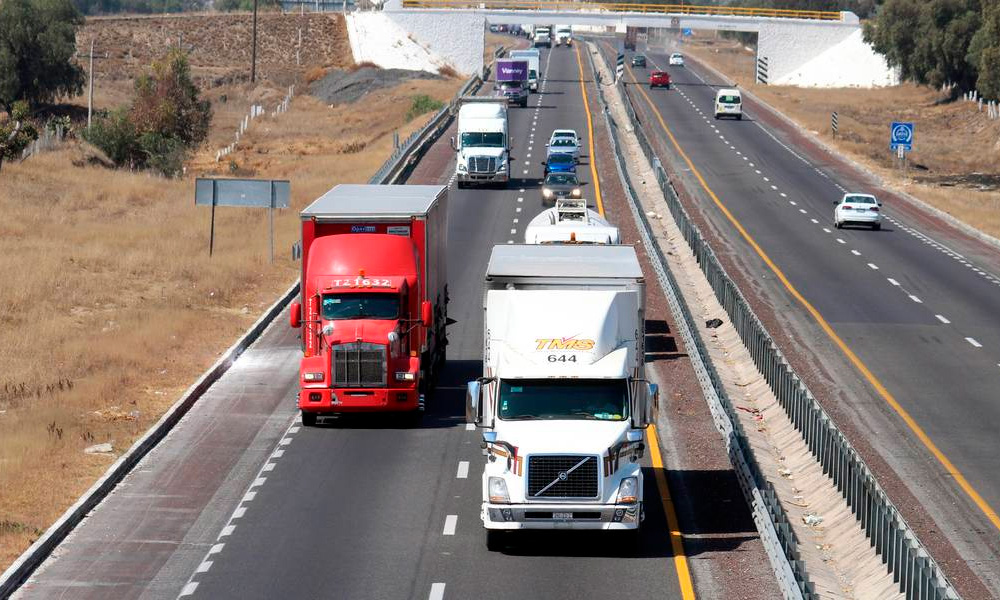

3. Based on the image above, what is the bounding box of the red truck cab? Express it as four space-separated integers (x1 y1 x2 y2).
291 185 448 425
649 71 670 89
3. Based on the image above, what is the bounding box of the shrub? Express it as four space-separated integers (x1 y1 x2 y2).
405 94 444 122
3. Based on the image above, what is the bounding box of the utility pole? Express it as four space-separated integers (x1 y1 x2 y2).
250 0 259 83
76 40 108 130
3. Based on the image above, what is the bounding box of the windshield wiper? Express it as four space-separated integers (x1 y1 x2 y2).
503 414 543 420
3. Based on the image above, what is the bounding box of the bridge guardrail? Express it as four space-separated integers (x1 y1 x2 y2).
369 45 505 184
400 0 842 21
598 42 959 600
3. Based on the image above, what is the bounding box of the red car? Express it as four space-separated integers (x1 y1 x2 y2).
649 71 670 89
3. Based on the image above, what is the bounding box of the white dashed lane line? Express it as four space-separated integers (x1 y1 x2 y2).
456 461 469 479
888 278 900 286
967 337 983 348
443 515 458 536
429 583 446 600
868 263 879 270
936 315 951 324
909 295 923 303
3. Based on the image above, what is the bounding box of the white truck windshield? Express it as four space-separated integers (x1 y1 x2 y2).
461 132 504 147
322 293 399 320
498 379 628 421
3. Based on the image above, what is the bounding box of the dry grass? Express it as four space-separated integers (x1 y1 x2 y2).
682 34 1000 239
0 73 462 571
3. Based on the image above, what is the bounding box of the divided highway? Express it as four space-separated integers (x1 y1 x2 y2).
620 42 1000 592
14 45 697 600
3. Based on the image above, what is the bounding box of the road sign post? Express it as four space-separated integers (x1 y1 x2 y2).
831 111 839 138
616 52 624 84
195 178 291 262
890 121 913 179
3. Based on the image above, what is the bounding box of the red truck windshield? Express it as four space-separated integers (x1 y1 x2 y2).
322 293 399 320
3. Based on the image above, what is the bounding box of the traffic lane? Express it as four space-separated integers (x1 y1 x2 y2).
645 48 1000 350
15 319 301 600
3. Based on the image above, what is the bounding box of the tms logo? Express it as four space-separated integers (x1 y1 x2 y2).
535 337 595 351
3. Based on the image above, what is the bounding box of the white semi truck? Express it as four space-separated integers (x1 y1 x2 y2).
524 198 621 244
452 97 509 188
466 245 656 550
554 25 572 46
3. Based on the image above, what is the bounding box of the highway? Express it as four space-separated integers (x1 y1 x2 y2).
13 43 722 600
617 41 1000 593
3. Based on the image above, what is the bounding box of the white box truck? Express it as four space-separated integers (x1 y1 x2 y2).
452 97 509 188
554 25 572 46
509 49 541 92
466 245 656 550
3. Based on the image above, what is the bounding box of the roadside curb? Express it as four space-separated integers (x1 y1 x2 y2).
682 48 1000 255
0 281 299 598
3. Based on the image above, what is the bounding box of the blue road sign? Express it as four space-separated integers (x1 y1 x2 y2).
682 28 693 36
890 122 913 151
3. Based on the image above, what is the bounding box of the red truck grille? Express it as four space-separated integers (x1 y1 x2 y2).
332 343 386 387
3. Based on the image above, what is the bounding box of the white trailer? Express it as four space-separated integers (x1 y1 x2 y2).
466 245 656 550
452 97 510 188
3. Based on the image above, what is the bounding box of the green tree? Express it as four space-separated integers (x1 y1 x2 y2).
129 49 212 147
0 101 39 173
213 0 280 12
864 0 981 92
970 2 1000 97
0 0 86 112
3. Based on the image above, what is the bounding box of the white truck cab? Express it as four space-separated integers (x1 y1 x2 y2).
467 245 656 550
452 97 510 188
524 199 621 244
533 27 551 48
554 25 572 46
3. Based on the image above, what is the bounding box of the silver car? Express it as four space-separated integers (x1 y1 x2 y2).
547 129 581 162
834 193 882 230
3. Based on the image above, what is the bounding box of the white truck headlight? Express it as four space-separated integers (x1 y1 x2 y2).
617 476 638 504
303 372 324 382
458 163 468 172
488 476 510 504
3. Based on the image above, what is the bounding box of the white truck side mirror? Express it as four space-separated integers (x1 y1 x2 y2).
631 382 657 429
450 136 457 151
466 380 484 425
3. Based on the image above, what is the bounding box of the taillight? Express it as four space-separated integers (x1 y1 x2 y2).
870 206 879 212
843 205 852 210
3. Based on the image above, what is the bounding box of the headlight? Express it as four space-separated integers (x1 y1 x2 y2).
488 476 510 504
395 371 416 381
617 476 638 504
542 188 553 198
458 163 468 172
303 372 324 382
571 188 581 197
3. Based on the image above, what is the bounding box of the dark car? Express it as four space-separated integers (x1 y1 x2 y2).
544 152 577 175
541 172 582 204
649 70 671 89
631 54 646 68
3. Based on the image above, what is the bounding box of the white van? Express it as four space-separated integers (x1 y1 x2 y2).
714 88 742 120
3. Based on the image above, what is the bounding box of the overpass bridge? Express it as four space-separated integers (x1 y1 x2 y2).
359 0 895 87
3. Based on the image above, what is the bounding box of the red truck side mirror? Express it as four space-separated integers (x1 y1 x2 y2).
290 301 301 328
421 300 432 328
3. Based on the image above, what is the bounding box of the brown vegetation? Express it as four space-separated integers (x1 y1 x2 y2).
0 15 463 569
682 33 1000 239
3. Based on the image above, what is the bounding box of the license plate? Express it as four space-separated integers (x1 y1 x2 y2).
856 208 868 212
552 512 572 520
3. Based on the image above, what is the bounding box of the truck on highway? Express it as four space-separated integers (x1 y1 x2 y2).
452 97 510 188
524 198 621 245
533 26 551 48
554 25 572 47
495 59 530 107
509 49 541 92
291 184 448 426
466 244 655 549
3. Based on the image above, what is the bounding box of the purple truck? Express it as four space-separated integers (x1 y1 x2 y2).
495 59 529 107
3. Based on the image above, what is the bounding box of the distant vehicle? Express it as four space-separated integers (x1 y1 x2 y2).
540 172 582 204
631 54 647 68
834 193 882 230
544 152 577 175
525 198 621 244
510 49 541 92
668 53 685 66
554 25 572 46
534 27 551 48
714 88 742 120
495 59 530 107
648 71 670 89
453 98 509 188
546 131 581 162
624 26 638 51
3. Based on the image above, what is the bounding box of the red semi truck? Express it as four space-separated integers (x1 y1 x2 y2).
290 184 448 425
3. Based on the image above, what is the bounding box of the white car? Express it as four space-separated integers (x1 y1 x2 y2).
668 53 684 66
834 193 882 230
548 129 581 161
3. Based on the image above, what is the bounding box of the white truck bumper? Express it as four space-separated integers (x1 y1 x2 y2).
457 171 509 184
482 502 642 530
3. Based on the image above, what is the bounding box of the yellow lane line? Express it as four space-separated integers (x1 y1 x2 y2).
623 60 1000 533
648 424 697 600
574 44 604 217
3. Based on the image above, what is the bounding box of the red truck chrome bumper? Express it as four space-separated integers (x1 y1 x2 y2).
298 387 419 413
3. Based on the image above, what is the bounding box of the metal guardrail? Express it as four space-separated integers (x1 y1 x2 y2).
401 0 843 20
585 46 813 600
369 46 505 185
604 46 960 600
